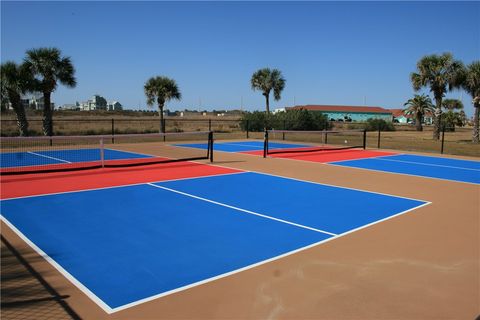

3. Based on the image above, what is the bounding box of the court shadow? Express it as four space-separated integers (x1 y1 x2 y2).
1 236 80 319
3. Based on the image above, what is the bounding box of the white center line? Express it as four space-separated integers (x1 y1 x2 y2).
27 151 72 163
147 183 338 237
375 157 480 171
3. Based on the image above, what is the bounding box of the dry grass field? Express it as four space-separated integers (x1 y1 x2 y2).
1 112 479 157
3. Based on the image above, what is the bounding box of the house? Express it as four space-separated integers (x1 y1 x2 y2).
79 95 107 111
108 101 123 111
15 92 54 110
390 108 434 125
287 105 393 122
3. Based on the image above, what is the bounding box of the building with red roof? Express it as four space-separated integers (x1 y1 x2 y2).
286 105 393 122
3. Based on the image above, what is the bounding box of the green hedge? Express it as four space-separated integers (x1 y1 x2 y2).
240 109 331 132
364 118 395 131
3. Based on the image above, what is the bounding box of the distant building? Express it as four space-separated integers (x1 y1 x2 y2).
390 109 433 125
15 92 54 110
58 103 80 111
273 108 286 114
108 101 123 111
287 105 393 122
79 95 107 111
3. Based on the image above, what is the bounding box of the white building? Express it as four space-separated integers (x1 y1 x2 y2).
108 101 123 111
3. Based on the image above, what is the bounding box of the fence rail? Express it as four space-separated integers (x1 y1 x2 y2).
1 118 478 157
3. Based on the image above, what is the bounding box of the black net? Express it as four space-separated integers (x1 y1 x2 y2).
0 131 213 175
264 129 366 156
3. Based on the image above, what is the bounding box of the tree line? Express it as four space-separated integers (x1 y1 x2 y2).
1 48 479 143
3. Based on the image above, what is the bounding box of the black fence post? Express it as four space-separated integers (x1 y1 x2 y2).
282 120 286 140
440 126 445 154
111 118 115 144
363 129 367 149
208 119 212 131
246 120 249 139
163 119 166 141
377 127 381 149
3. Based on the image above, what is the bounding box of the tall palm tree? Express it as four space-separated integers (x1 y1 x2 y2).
23 48 76 136
442 98 464 111
461 61 480 143
251 68 285 118
403 94 434 131
1 62 31 136
144 76 181 133
410 53 464 140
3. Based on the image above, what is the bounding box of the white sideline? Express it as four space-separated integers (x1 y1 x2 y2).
147 182 338 237
27 151 72 163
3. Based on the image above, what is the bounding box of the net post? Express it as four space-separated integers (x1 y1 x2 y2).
208 119 212 131
208 131 214 162
263 130 269 158
363 129 367 150
100 137 105 168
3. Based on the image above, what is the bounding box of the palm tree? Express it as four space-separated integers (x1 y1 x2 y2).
23 48 76 136
410 53 464 140
442 98 464 111
144 76 181 133
403 94 434 131
1 62 31 136
251 68 286 120
461 61 480 143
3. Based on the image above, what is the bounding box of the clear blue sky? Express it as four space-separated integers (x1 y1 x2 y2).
1 1 479 116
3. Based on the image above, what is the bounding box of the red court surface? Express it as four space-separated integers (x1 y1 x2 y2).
0 162 241 200
243 148 396 163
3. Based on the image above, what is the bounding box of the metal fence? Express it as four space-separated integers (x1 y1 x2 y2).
1 118 478 157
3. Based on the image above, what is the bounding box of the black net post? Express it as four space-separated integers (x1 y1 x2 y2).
377 127 381 148
263 130 269 158
363 129 367 149
441 126 445 154
208 119 212 131
208 131 214 162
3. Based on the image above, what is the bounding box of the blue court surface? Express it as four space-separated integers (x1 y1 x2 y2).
330 154 480 184
0 148 151 168
176 140 309 153
0 172 427 312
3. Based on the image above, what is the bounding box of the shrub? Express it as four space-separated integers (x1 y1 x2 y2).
240 109 331 132
364 118 395 131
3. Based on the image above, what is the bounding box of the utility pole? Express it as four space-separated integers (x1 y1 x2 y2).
363 96 367 106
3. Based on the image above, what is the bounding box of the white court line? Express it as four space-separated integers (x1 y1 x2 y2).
27 151 72 163
0 169 432 314
374 157 480 171
147 183 338 237
0 171 246 201
327 162 480 186
0 216 113 314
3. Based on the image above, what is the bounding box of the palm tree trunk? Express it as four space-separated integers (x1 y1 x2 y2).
264 93 270 129
473 103 479 143
416 113 423 131
432 96 442 140
158 102 165 133
42 92 53 136
10 94 29 136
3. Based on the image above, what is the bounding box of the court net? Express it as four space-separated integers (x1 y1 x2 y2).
0 131 213 175
264 129 366 157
